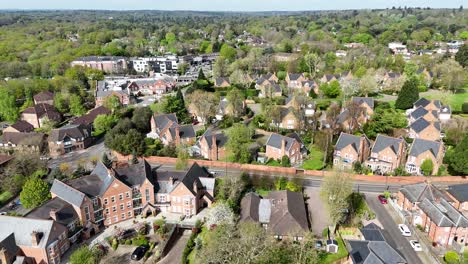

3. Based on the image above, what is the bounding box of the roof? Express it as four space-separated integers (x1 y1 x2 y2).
287 73 303 81
67 162 115 197
0 233 18 260
201 130 228 149
0 216 67 249
287 132 304 147
335 132 369 153
352 97 374 109
155 162 212 196
0 154 13 166
418 198 468 227
178 162 211 196
1 132 45 147
447 183 468 203
409 117 440 133
240 192 261 222
399 182 450 204
33 91 54 103
348 240 406 264
114 159 154 187
371 134 403 155
71 106 111 126
266 133 298 152
74 56 125 62
408 138 442 158
26 197 79 226
22 103 61 121
51 179 85 207
386 72 401 79
360 224 385 241
169 125 195 140
410 106 438 120
414 98 441 109
153 113 178 130
49 124 90 142
9 120 34 133
215 77 230 87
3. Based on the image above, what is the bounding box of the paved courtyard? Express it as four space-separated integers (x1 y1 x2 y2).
304 187 330 236
157 230 191 264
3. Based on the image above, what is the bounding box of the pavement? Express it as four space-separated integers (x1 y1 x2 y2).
48 138 107 171
365 193 426 264
157 230 191 264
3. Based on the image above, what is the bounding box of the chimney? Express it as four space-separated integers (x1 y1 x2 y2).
49 209 58 221
175 126 180 145
281 138 286 155
211 134 217 160
169 176 174 185
31 231 43 246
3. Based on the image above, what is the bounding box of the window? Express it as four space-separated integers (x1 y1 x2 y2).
145 188 150 202
119 194 123 201
84 206 90 221
160 195 166 202
184 199 190 206
111 196 115 203
128 211 132 217
112 206 116 212
120 204 124 210
104 198 108 205
121 213 125 220
185 209 191 216
126 192 130 198
105 208 109 215
93 198 98 206
106 219 111 225
127 202 132 208
113 216 118 223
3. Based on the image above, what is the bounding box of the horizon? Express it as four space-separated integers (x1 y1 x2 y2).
0 0 464 12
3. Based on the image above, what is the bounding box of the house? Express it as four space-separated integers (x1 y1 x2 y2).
351 97 375 117
214 77 230 88
408 106 439 123
199 130 228 161
301 80 317 94
407 117 441 141
33 91 54 105
3 120 34 133
0 132 46 153
265 133 302 164
0 216 70 264
147 113 195 146
439 106 451 122
333 132 371 170
21 103 61 128
320 74 341 84
240 191 309 241
413 98 441 112
257 80 282 98
48 124 93 157
405 139 444 176
71 106 112 131
271 107 300 130
95 81 131 107
365 134 406 174
153 162 215 216
383 72 401 83
285 73 306 89
127 79 174 96
71 56 128 73
215 97 229 121
347 224 406 264
446 183 468 212
398 183 468 247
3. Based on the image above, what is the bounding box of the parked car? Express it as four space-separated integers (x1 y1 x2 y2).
398 224 411 237
131 245 149 261
378 195 388 204
409 240 422 251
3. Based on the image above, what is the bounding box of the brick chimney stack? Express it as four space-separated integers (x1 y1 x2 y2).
175 126 181 145
281 138 286 155
49 209 58 221
211 134 217 160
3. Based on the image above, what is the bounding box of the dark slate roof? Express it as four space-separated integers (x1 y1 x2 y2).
114 159 154 187
267 80 282 93
49 124 90 142
360 226 385 241
447 183 468 202
410 106 429 120
387 72 401 79
418 198 456 227
409 117 440 133
335 132 367 153
414 98 441 109
202 129 228 148
153 113 178 130
215 77 229 87
67 162 115 197
51 179 85 207
240 192 261 222
348 240 371 264
0 233 18 260
1 132 45 146
302 80 316 87
26 197 79 226
9 120 34 132
155 163 212 196
33 91 54 102
371 134 403 155
0 154 13 166
287 132 304 147
22 103 61 121
154 171 187 193
288 73 302 81
352 97 374 109
399 183 450 204
348 240 406 264
408 138 442 158
256 77 268 85
262 73 275 80
267 190 309 236
179 162 210 196
169 125 195 139
266 133 297 151
336 109 350 124
71 106 111 126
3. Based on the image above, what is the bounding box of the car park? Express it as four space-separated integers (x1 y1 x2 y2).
409 240 422 251
131 245 149 261
398 224 411 237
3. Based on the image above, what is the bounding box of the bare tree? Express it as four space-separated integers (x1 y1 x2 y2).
186 90 218 124
226 88 245 118
346 101 365 133
304 52 321 79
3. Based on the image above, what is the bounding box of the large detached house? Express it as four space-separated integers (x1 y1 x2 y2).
198 130 228 161
265 133 302 164
405 139 444 175
48 124 92 157
240 191 309 241
71 106 111 130
147 113 195 146
365 134 406 174
21 103 61 129
0 131 46 153
351 97 375 117
333 132 371 170
3 120 34 133
33 91 54 106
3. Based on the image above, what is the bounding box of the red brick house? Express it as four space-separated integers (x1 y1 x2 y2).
265 133 302 164
48 124 93 157
365 134 406 174
199 130 228 161
333 132 371 170
147 113 195 146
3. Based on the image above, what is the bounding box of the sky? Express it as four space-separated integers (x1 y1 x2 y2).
0 0 465 11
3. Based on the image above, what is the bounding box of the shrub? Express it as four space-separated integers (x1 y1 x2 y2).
111 238 118 250
463 102 468 114
125 239 132 245
444 251 460 264
132 235 149 246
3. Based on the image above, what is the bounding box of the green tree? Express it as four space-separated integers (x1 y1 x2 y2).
275 177 288 190
281 155 291 167
226 124 252 163
446 134 468 175
444 251 460 264
162 94 189 123
102 153 112 168
226 88 245 118
285 178 302 192
321 80 341 98
69 94 87 116
20 177 51 209
103 95 121 113
420 159 434 176
54 93 69 113
93 114 117 135
198 68 207 81
395 77 419 110
70 246 98 264
131 107 153 133
175 148 189 170
455 45 467 67
0 89 19 123
220 44 237 62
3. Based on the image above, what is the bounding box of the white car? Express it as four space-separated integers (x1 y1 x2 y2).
398 224 411 237
410 240 422 251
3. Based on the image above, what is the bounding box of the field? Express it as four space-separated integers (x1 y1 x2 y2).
302 146 324 170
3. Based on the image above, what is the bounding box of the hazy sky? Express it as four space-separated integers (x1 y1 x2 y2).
1 0 465 11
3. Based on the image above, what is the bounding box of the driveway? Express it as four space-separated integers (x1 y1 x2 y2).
365 194 424 264
48 139 106 171
157 230 191 264
100 244 143 264
304 187 329 236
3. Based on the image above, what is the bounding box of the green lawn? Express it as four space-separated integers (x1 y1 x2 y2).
421 89 468 112
319 237 348 264
302 146 324 170
0 191 13 206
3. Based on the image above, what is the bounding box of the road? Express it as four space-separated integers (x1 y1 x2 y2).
365 194 424 264
47 138 106 170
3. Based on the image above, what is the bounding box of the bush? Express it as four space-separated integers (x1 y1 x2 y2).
132 235 149 246
181 232 198 264
111 238 118 250
444 251 460 264
462 102 468 114
125 239 132 245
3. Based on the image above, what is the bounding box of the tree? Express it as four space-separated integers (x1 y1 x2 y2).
320 170 353 234
102 153 112 168
226 88 245 118
54 92 69 113
175 148 189 170
359 72 378 97
103 95 121 113
455 44 467 67
205 202 235 227
20 177 50 209
321 80 341 98
395 77 419 110
131 107 152 133
275 177 288 190
69 94 86 116
226 124 252 163
286 178 302 192
363 105 407 139
186 90 218 124
0 89 19 123
435 59 466 93
70 246 98 264
219 43 237 62
216 174 248 211
93 114 117 135
446 134 468 175
420 159 434 176
162 94 190 123
213 57 229 78
304 52 321 79
281 155 291 167
198 68 207 81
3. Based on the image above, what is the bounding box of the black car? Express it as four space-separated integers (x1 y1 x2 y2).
131 245 149 261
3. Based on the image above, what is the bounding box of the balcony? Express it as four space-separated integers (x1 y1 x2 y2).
132 192 142 200
93 204 103 212
67 226 83 242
